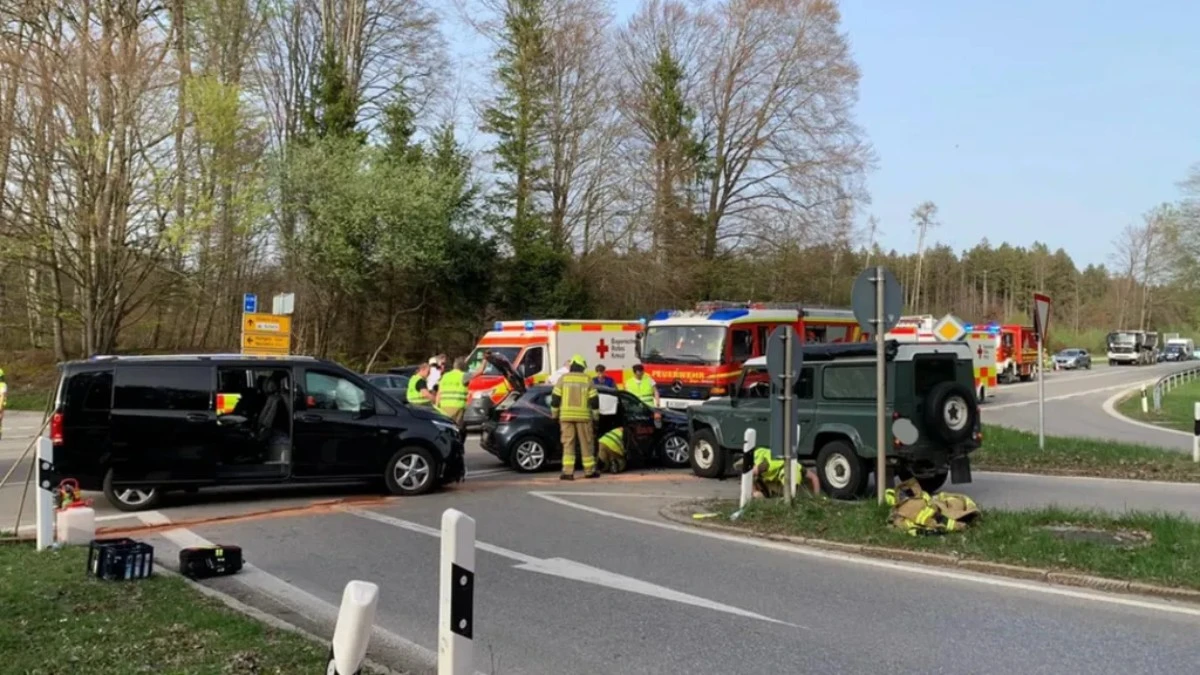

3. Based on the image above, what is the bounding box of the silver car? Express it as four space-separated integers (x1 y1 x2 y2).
1053 348 1091 370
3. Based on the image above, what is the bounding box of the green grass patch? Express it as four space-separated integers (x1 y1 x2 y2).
1116 378 1200 433
5 388 53 412
0 542 339 674
711 498 1200 590
975 425 1200 482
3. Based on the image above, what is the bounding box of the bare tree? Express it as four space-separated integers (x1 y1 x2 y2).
909 200 938 312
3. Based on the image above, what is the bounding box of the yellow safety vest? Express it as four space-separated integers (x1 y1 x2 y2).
551 372 596 422
753 447 802 486
437 369 468 414
406 376 432 406
625 374 656 406
598 428 624 457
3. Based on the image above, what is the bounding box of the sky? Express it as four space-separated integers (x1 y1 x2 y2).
445 0 1200 267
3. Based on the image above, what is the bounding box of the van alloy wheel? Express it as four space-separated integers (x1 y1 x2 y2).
394 453 431 492
115 488 156 506
662 435 690 467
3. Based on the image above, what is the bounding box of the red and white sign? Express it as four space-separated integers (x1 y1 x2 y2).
1032 292 1051 342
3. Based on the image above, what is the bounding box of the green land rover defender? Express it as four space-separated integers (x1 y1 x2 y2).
686 340 981 499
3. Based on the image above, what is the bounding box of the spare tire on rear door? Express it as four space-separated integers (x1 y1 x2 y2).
923 381 978 445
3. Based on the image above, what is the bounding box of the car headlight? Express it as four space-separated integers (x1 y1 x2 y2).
432 419 459 434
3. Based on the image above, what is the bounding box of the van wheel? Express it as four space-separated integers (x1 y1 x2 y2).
102 469 162 512
689 429 724 478
384 447 438 496
660 433 691 468
816 440 865 500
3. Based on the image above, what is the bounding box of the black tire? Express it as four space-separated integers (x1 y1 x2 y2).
384 446 439 496
924 381 978 445
689 428 725 478
816 440 866 500
509 435 549 473
102 469 162 512
659 433 691 468
897 468 948 493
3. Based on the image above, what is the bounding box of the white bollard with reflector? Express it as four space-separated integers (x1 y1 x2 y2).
439 508 475 675
739 429 756 509
327 580 379 675
1193 403 1200 464
1141 386 1149 414
36 437 55 551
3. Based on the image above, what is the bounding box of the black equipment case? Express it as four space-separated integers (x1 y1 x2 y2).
179 545 244 579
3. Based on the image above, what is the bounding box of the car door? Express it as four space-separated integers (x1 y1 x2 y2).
617 392 657 462
793 367 817 457
109 364 218 484
293 368 385 478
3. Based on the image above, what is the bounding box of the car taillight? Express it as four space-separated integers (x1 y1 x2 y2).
50 410 64 446
498 411 515 423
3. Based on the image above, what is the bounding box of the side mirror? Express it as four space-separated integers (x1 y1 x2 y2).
357 401 376 419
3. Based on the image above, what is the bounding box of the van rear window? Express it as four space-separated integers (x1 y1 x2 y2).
65 370 113 411
114 365 212 411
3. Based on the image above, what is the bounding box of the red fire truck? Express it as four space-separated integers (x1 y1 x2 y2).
639 301 867 409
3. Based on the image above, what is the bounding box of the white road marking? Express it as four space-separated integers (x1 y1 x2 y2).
1101 387 1192 439
342 505 796 628
997 367 1152 391
529 491 1200 620
468 468 511 478
987 379 1159 411
978 470 1200 489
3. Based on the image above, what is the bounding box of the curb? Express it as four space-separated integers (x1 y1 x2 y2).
660 502 1200 606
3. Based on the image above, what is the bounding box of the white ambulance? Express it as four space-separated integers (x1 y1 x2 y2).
886 315 995 402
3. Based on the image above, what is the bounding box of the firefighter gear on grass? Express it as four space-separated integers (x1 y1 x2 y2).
597 428 625 473
552 356 599 478
886 478 981 535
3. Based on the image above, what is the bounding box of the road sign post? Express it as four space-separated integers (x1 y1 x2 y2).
243 293 256 314
768 326 802 504
241 312 293 356
852 267 903 504
35 437 54 551
739 428 756 509
1033 293 1051 450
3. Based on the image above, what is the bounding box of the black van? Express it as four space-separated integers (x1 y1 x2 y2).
49 354 466 511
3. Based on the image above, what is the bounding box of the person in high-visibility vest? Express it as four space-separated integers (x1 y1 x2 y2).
436 356 469 430
622 363 659 407
748 446 820 498
551 354 599 480
406 363 435 407
596 427 625 473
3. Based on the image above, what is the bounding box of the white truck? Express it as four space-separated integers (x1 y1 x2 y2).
1106 330 1158 365
1164 337 1194 362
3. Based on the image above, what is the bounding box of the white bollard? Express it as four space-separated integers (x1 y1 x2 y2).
1141 386 1149 414
328 580 380 675
36 437 55 551
1193 403 1199 464
739 429 756 509
439 508 475 675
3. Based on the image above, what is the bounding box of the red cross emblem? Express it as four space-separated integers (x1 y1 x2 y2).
596 339 610 358
976 346 984 359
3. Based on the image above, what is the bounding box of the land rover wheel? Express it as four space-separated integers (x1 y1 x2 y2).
660 433 691 468
924 381 978 445
689 429 724 478
384 446 438 496
102 469 162 512
816 440 866 500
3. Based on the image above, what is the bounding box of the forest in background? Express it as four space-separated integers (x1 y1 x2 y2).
2 0 1199 389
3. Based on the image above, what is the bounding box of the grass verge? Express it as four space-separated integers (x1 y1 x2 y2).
975 424 1200 482
0 542 337 674
1116 378 1200 433
709 498 1200 591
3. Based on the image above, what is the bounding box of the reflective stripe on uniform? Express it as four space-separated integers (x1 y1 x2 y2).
552 372 596 421
437 369 468 414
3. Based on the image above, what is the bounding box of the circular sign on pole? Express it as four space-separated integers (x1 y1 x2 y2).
851 267 903 336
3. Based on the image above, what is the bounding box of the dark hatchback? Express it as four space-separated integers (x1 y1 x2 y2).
478 356 691 472
50 354 465 511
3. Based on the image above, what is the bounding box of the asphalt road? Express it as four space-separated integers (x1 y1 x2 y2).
151 484 1200 675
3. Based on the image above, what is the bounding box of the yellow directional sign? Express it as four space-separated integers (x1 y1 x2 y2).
242 333 290 350
244 313 291 334
933 314 967 342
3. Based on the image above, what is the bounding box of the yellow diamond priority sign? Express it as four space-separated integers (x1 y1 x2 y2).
933 314 967 342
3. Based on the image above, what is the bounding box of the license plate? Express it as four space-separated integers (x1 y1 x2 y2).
666 400 690 409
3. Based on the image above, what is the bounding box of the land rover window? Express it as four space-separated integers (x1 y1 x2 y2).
114 365 211 411
796 367 815 400
821 365 876 400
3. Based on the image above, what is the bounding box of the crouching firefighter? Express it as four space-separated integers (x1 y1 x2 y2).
597 428 625 473
739 446 820 498
551 354 599 480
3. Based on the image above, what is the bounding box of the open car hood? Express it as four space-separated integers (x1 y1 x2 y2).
485 352 526 395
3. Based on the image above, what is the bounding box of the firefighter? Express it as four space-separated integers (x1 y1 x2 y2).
748 446 820 498
596 427 625 473
551 354 599 480
406 363 435 407
622 363 659 407
436 356 469 430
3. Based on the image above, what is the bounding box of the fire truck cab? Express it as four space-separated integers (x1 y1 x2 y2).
639 301 865 410
997 324 1040 382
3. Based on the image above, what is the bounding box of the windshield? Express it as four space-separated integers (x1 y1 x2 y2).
466 346 520 377
1107 332 1135 344
1058 349 1081 356
641 325 726 365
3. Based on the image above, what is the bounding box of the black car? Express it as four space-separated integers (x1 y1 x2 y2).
478 355 691 472
49 355 465 511
365 373 409 403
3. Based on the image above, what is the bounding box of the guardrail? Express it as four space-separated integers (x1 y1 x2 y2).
1151 365 1200 412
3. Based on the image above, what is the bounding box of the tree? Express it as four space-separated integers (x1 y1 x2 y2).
910 201 939 312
